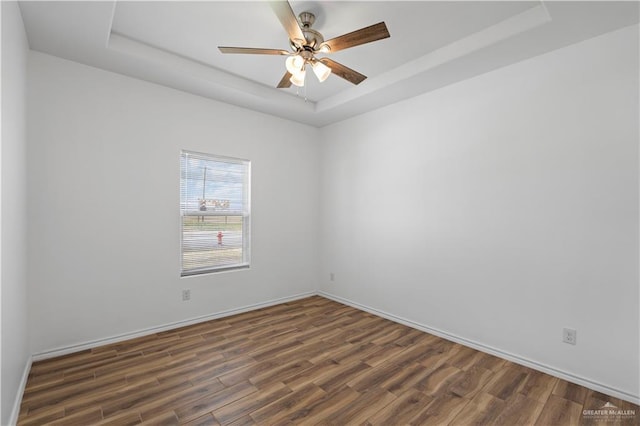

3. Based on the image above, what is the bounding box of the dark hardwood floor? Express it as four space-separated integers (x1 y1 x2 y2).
18 296 639 425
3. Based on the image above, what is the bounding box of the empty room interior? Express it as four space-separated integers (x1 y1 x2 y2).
1 1 639 425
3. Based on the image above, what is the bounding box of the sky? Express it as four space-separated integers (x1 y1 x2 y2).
180 152 248 214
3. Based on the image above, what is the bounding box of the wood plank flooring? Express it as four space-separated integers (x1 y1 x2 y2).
18 296 639 425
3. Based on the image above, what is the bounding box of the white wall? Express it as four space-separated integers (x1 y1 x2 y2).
320 25 639 400
1 1 30 424
27 51 320 355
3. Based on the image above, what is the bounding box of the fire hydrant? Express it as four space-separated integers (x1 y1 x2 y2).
217 231 223 246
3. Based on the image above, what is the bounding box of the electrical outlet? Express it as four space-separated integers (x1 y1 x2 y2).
563 327 576 345
330 272 335 282
182 289 191 301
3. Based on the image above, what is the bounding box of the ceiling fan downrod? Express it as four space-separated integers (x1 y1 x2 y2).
288 12 325 52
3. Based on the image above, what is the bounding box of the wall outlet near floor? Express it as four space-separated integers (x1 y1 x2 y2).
563 327 577 345
330 272 335 282
182 289 191 301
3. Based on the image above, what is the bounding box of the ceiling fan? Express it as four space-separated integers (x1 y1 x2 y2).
218 1 390 88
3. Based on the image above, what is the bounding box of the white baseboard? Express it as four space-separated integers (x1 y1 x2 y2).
32 291 315 361
9 355 32 426
319 290 640 406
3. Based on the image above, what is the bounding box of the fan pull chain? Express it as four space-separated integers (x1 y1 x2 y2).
294 85 308 102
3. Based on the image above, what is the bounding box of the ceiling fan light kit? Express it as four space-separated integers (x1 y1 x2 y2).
218 0 390 89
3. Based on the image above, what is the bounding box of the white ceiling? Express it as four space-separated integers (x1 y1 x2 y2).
18 1 640 127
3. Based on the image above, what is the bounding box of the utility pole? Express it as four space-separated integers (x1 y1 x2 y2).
199 166 207 222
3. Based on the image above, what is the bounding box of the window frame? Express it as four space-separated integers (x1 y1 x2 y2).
180 150 251 277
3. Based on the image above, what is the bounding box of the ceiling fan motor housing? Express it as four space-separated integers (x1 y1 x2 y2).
297 12 324 50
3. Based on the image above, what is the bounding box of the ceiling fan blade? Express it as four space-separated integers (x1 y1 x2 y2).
218 47 290 55
319 58 366 85
321 22 390 53
269 1 306 47
277 72 293 88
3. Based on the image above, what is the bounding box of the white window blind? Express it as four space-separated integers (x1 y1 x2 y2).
180 151 250 276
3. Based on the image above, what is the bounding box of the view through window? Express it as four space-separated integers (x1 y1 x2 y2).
180 151 250 276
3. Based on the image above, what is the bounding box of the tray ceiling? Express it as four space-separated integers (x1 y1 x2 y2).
18 1 640 127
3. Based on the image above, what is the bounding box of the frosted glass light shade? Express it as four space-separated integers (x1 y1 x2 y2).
289 68 306 87
285 55 305 74
312 61 331 83
318 44 331 53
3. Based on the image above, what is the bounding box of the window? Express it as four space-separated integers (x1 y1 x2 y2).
180 151 250 276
